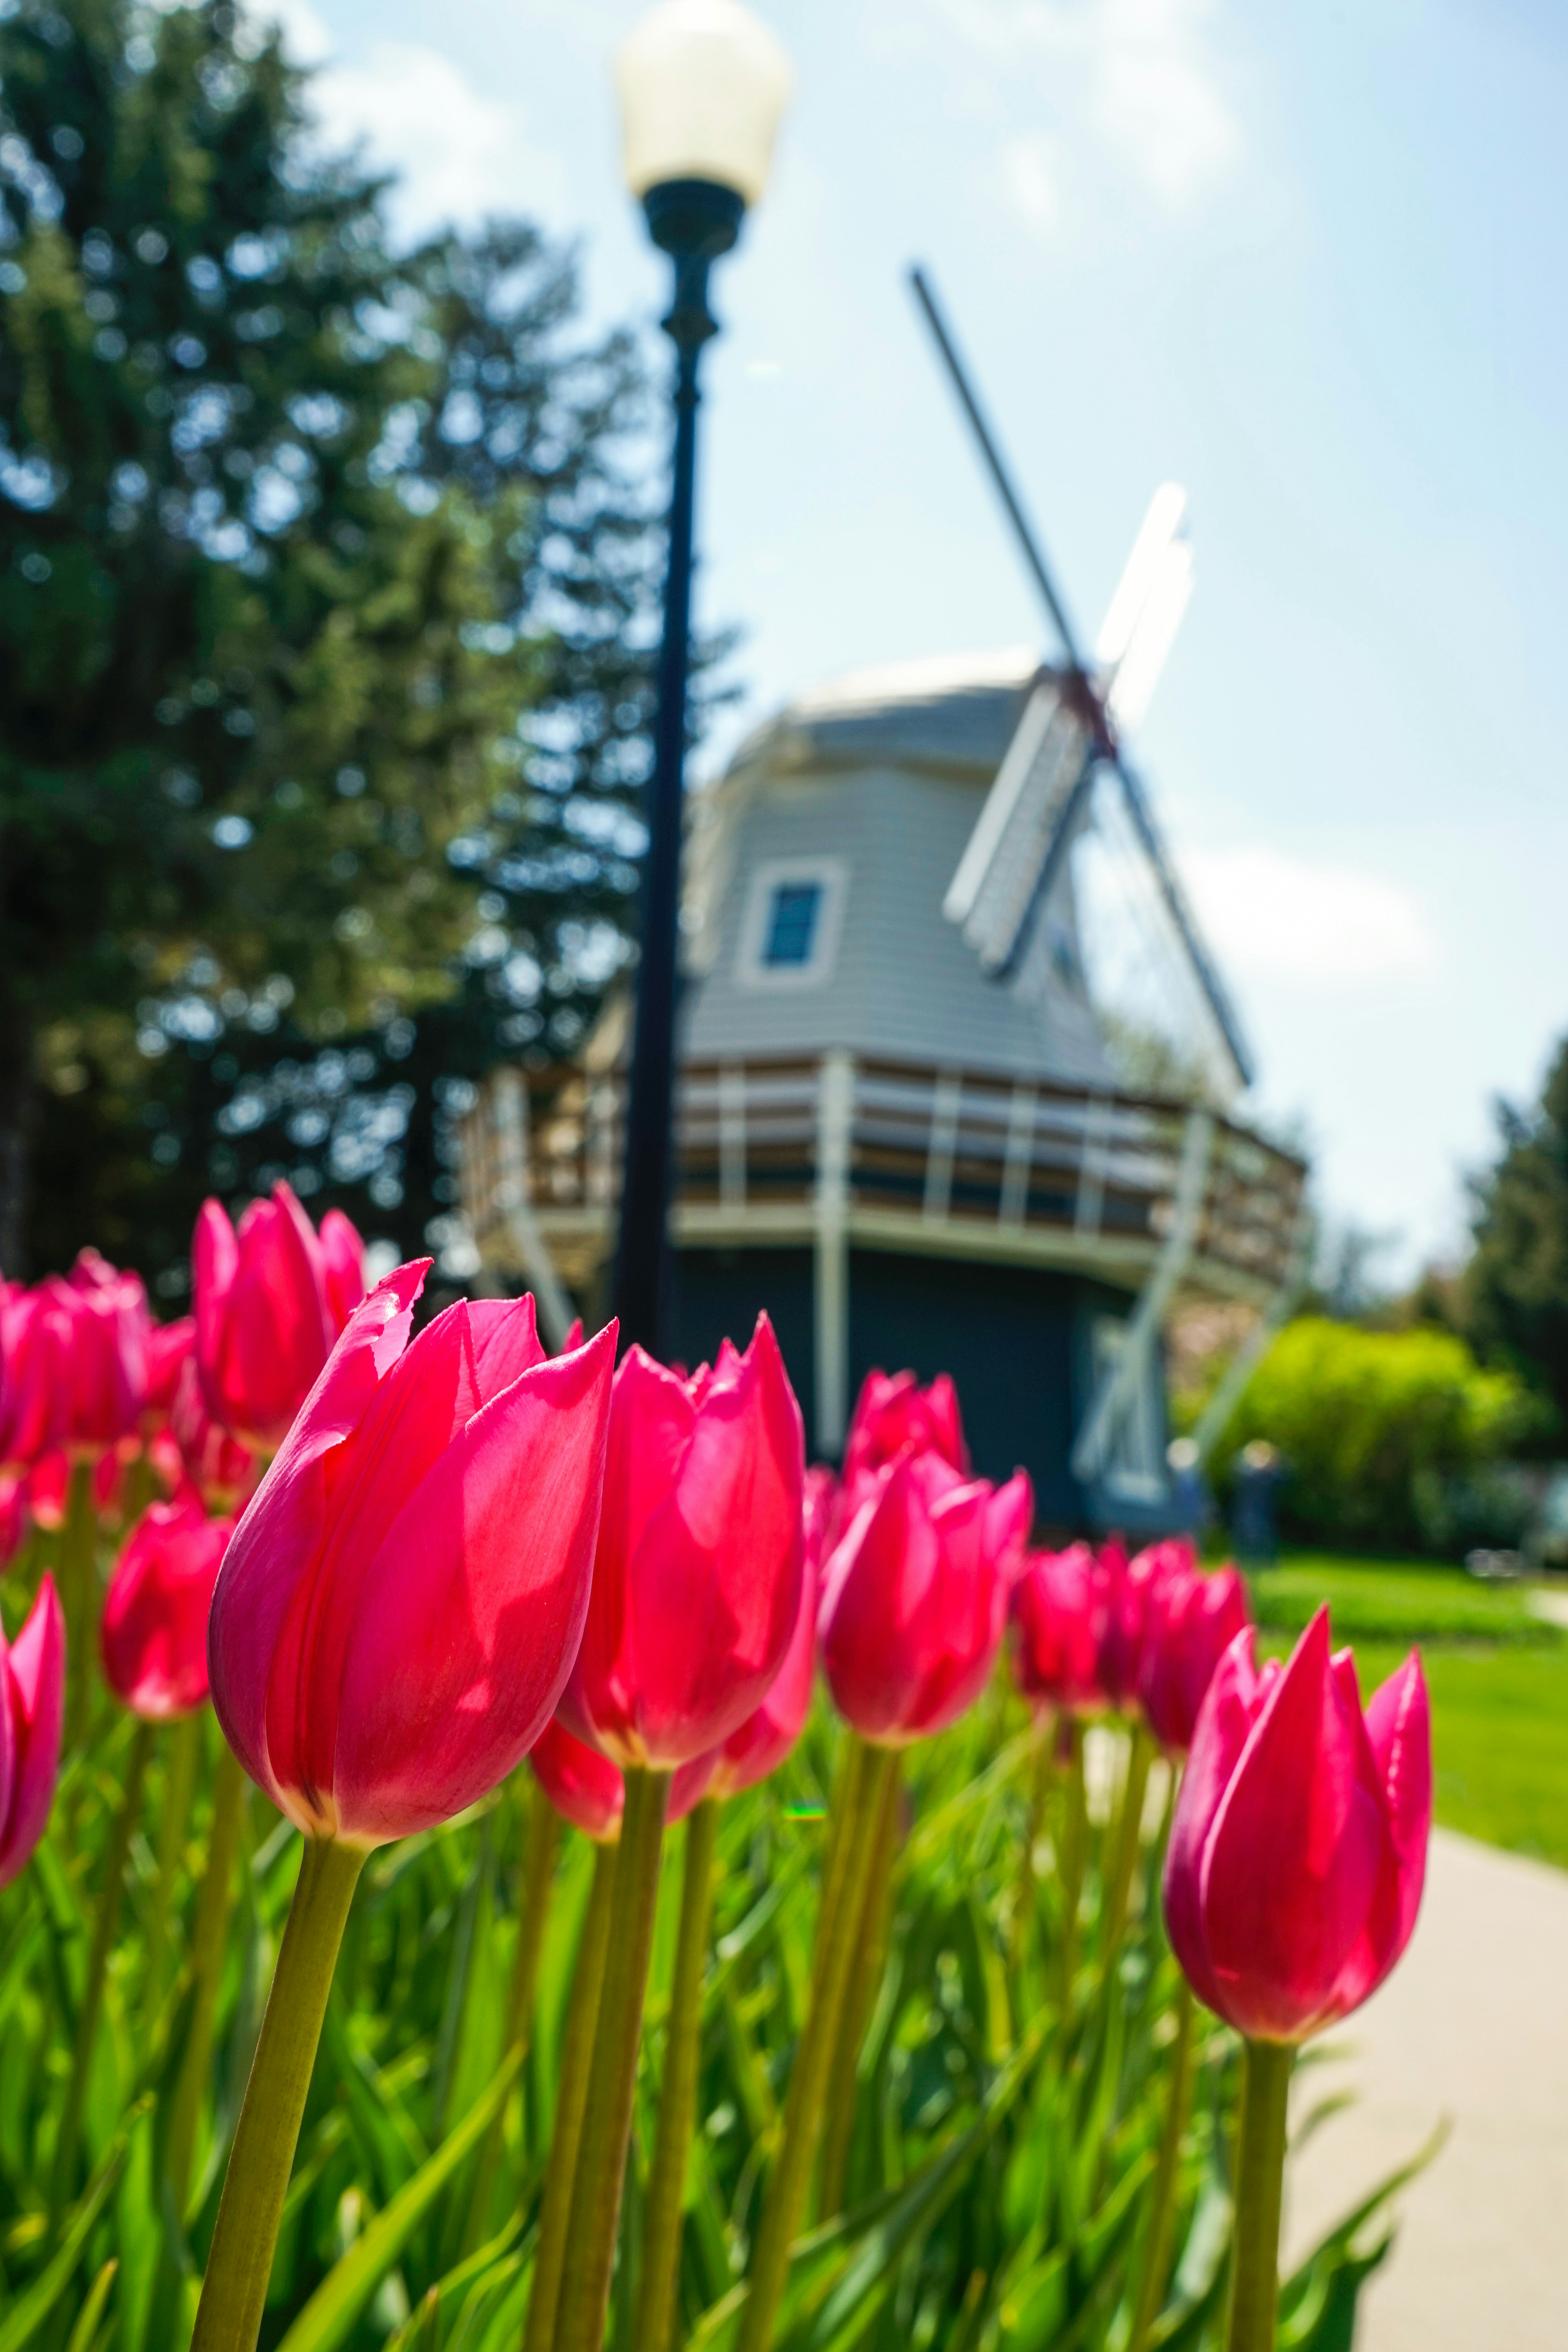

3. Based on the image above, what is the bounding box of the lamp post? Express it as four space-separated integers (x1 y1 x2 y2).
610 0 791 1354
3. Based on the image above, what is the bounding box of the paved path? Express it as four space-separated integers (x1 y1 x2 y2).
1285 1826 1568 2350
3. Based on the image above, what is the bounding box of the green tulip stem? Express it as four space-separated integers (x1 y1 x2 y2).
521 1834 619 2352
1225 2037 1294 2352
554 1764 672 2352
1008 1720 1053 1978
165 1739 251 2220
816 1750 902 2221
462 1780 561 2255
144 1711 203 2027
49 1716 153 2226
1057 1718 1088 2011
736 1735 897 2352
1127 1977 1196 2352
1101 1723 1154 1985
634 1793 721 2352
60 1459 98 1754
189 1833 366 2352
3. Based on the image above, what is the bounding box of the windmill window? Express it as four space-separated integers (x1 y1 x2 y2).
763 883 822 967
737 858 848 991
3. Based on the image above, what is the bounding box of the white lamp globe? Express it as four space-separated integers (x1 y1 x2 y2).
615 0 793 212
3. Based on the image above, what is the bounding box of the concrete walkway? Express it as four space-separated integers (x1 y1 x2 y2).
1285 1826 1568 2350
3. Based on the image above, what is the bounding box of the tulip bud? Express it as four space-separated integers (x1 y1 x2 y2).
819 1449 1032 1747
558 1317 805 1771
57 1252 151 1452
1163 1609 1431 2043
194 1182 366 1449
103 1494 233 1719
1137 1559 1250 1753
0 1577 65 1889
208 1267 615 1847
530 1715 715 1842
144 1316 195 1420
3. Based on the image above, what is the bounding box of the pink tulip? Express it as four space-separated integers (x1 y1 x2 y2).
144 1316 195 1419
1010 1542 1106 1714
208 1267 615 1847
0 1577 65 1888
171 1356 256 1510
56 1252 151 1452
0 1474 25 1570
1163 1609 1431 2043
705 1463 829 1801
1094 1537 1196 1712
103 1495 233 1719
558 1318 805 1772
0 1285 72 1468
194 1183 365 1449
530 1715 715 1842
841 1368 968 1497
1137 1561 1251 1753
819 1449 1033 1747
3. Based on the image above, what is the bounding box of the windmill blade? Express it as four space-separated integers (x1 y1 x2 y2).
1095 482 1194 733
944 678 1091 973
908 264 1084 666
1107 752 1255 1090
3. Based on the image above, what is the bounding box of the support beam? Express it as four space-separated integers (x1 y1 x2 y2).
1071 1109 1214 1486
1190 1201 1315 1463
814 1051 854 1457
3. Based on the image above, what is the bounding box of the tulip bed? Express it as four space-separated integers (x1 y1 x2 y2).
0 1617 1419 2352
0 1197 1434 2352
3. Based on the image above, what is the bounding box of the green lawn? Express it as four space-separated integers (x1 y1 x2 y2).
1254 1553 1568 1871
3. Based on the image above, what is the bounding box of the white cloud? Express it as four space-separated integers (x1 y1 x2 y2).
311 44 564 238
1181 845 1437 981
925 0 1241 235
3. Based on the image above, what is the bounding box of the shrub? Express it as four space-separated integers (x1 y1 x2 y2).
1205 1316 1534 1554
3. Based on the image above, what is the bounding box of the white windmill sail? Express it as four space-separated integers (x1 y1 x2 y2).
944 485 1194 980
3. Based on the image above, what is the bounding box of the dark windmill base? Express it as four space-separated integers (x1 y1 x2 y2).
670 1241 1170 1536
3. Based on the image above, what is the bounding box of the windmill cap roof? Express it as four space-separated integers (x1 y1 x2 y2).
727 645 1051 783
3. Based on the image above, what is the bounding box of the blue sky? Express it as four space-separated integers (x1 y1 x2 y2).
271 0 1568 1276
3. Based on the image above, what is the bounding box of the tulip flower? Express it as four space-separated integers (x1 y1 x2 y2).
818 1448 1032 1748
0 1576 65 1889
1163 1608 1431 2352
840 1367 968 1500
194 1182 365 1450
209 1267 614 1847
56 1251 151 1453
559 1317 806 1771
1010 1541 1106 1715
0 1474 23 1571
103 1494 233 1719
704 1460 828 1802
550 1319 804 2352
171 1356 256 1510
192 1271 615 2352
0 1284 72 1468
144 1315 195 1419
530 1716 714 1843
1137 1561 1250 1754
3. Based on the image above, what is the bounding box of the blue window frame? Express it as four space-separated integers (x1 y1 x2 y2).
762 881 822 969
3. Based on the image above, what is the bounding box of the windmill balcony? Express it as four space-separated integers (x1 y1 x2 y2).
457 1050 1308 1512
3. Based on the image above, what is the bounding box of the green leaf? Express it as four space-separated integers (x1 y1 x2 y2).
273 2042 524 2352
63 2258 118 2352
0 2098 147 2352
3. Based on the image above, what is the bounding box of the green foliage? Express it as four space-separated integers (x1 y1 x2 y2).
1461 1034 1568 1439
1204 1317 1534 1554
0 1517 1420 2352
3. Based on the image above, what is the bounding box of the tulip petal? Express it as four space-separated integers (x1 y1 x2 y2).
208 1262 426 1815
1163 1626 1266 2019
329 1327 615 1843
1362 1650 1432 1978
623 1318 804 1764
1198 1609 1390 2041
0 1614 15 1850
0 1577 64 1887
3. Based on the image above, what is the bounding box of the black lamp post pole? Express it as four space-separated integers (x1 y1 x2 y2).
611 179 744 1356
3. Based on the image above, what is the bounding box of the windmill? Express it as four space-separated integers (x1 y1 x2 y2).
457 269 1310 1531
911 267 1252 1107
